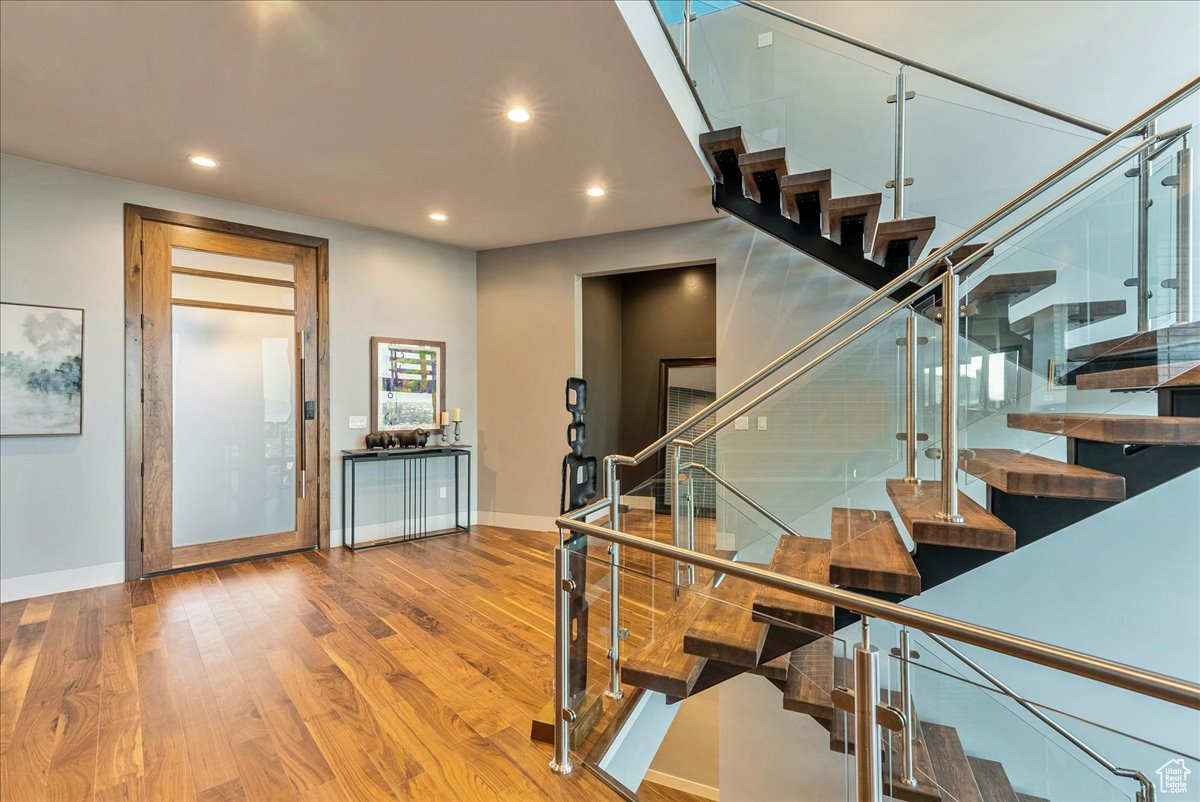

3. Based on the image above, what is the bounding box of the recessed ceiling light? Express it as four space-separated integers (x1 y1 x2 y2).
506 107 531 123
429 212 448 222
188 155 219 168
586 186 606 198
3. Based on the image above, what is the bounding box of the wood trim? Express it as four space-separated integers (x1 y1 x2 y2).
170 298 295 316
169 225 298 264
123 207 144 581
170 266 295 288
126 204 327 248
141 221 175 574
317 241 331 549
124 204 332 579
368 336 447 431
169 530 307 571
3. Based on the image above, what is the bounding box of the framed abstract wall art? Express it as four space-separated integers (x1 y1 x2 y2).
370 337 445 431
1 302 84 436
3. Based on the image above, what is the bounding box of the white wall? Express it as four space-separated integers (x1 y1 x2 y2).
0 155 476 600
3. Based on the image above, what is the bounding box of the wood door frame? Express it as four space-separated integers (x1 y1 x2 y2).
124 204 331 580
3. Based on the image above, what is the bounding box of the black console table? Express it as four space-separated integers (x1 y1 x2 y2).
340 445 471 550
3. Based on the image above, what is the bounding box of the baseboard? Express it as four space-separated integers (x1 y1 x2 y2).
474 510 558 532
0 560 125 603
642 769 720 800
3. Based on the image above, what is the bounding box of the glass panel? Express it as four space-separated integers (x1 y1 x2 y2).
171 246 295 281
171 305 296 545
172 273 295 310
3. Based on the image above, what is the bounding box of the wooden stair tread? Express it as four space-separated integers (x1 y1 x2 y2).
969 270 1057 305
923 723 984 802
698 126 746 180
683 566 769 668
949 242 995 273
1007 413 1200 446
781 637 834 720
871 215 937 266
1067 321 1200 362
1011 300 1127 337
827 193 882 252
780 169 833 231
621 589 711 698
967 756 1020 802
1075 361 1200 390
738 148 788 203
829 508 920 596
751 650 791 682
960 448 1125 501
886 714 944 802
886 479 1016 553
752 536 834 635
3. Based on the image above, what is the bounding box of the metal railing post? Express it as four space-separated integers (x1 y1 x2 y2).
603 457 623 700
686 471 696 586
549 543 575 775
1137 120 1157 332
890 68 909 220
1175 138 1193 324
937 269 963 523
670 443 683 593
902 310 920 483
898 628 917 787
855 624 883 802
683 0 693 72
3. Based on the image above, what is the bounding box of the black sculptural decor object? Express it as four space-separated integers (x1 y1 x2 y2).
561 377 597 514
364 428 428 450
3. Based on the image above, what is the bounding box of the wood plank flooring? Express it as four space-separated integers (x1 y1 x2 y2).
0 526 642 802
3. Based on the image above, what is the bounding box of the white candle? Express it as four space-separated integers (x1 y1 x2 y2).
439 410 450 425
451 408 462 422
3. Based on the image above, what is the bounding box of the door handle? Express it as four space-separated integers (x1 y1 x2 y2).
299 331 307 500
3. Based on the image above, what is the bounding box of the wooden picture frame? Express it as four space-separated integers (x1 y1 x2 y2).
370 337 446 431
0 301 85 436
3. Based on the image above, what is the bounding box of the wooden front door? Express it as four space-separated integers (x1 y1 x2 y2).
131 211 325 574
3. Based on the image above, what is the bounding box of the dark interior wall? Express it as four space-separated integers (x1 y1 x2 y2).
619 264 717 490
581 275 623 470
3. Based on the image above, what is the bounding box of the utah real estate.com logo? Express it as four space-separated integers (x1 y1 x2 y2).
1158 758 1191 795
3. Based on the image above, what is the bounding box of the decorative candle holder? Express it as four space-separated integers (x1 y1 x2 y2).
453 420 462 444
441 424 451 445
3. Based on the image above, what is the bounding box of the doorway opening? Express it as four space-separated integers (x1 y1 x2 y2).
124 206 330 580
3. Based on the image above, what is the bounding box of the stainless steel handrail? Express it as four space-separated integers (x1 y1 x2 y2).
923 633 1157 802
677 126 1175 449
613 76 1200 469
736 0 1112 135
554 513 1200 711
682 460 800 537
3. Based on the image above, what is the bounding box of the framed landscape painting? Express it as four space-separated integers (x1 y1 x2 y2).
369 337 445 431
1 302 84 436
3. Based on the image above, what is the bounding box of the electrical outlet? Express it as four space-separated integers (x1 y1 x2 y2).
757 31 773 48
757 416 768 431
734 416 750 431
439 486 448 499
348 415 367 429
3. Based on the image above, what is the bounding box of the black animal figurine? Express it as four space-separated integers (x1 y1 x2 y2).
364 428 428 449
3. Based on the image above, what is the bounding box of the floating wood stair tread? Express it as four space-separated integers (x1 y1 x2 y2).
923 723 984 802
752 650 791 682
1007 413 1200 446
738 148 789 202
698 126 747 179
780 169 833 231
781 637 834 720
829 508 921 596
621 589 711 698
871 215 937 266
949 242 995 273
969 270 1057 306
960 448 1126 501
1067 321 1200 362
886 715 944 802
967 756 1020 802
1075 361 1200 390
683 567 769 668
827 193 883 251
1010 300 1127 337
886 479 1016 553
752 536 834 635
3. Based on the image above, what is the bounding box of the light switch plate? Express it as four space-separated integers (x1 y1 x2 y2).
734 416 750 431
757 416 768 430
757 31 773 48
348 415 368 429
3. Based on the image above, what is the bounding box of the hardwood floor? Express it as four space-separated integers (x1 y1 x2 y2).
0 526 664 801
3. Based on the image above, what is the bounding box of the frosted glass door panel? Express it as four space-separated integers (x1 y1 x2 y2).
172 273 295 309
171 246 295 281
172 305 297 546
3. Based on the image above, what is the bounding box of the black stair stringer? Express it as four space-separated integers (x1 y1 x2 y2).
713 181 926 305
